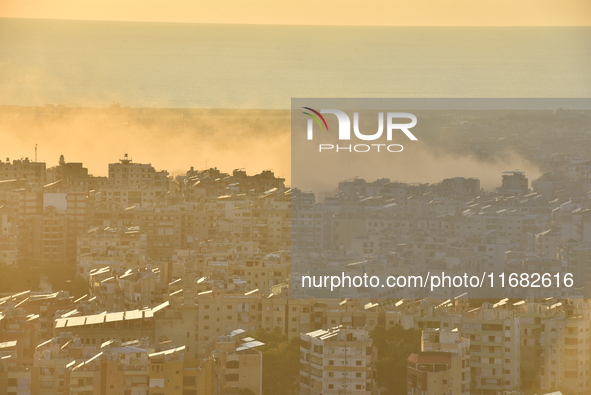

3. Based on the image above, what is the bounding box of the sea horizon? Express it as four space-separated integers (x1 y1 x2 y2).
1 18 590 109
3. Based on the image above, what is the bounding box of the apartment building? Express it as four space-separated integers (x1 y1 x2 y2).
108 154 169 190
407 352 462 395
0 158 46 185
77 226 148 279
0 356 32 395
211 332 263 395
300 327 374 395
540 303 591 395
407 328 470 395
0 206 18 266
461 304 521 395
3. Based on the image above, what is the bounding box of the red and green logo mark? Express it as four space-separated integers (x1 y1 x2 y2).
302 107 329 131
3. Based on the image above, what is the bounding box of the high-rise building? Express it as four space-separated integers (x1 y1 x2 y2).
540 303 591 395
461 304 521 395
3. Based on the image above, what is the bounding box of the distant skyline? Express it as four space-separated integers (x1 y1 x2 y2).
1 0 591 26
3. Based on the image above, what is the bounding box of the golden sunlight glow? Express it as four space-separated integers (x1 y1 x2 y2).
1 0 590 26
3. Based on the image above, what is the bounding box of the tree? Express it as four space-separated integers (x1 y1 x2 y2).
0 262 40 292
370 324 422 395
251 327 300 395
42 259 76 292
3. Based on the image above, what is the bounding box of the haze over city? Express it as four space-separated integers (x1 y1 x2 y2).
1 1 590 395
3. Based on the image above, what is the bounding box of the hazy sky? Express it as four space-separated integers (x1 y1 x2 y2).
1 0 590 26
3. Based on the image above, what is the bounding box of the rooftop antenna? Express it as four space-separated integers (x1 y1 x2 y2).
35 144 37 162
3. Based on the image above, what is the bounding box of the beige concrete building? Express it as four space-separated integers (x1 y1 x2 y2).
0 206 18 266
0 359 32 395
148 345 215 395
407 328 470 395
514 300 547 393
300 327 374 395
77 226 148 279
212 334 263 395
461 303 521 395
407 351 462 395
108 155 169 190
0 158 46 185
540 303 591 395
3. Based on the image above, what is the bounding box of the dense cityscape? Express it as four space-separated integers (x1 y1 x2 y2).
1 107 591 395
